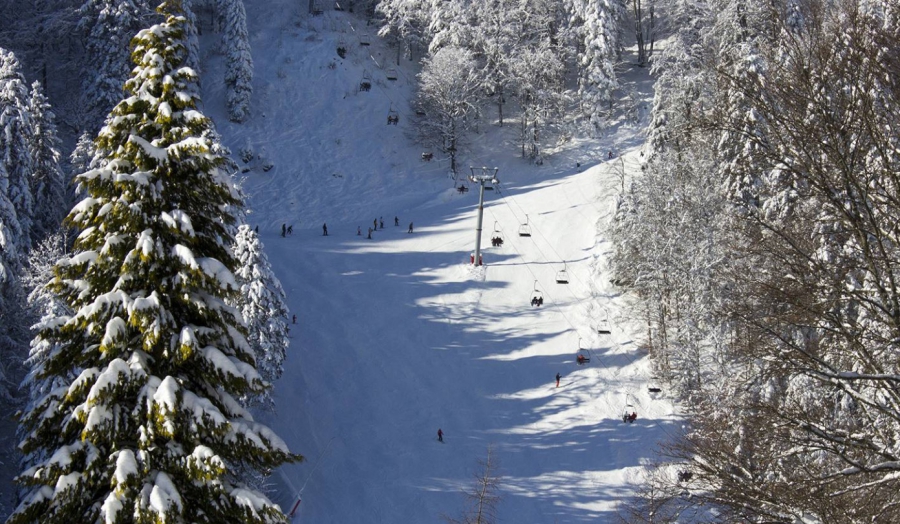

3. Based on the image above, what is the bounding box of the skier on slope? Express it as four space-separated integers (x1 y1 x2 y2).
555 373 561 387
437 428 443 442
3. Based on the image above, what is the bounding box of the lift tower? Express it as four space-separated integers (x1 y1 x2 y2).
469 167 499 266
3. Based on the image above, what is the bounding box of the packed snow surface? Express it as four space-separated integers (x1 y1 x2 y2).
198 1 680 521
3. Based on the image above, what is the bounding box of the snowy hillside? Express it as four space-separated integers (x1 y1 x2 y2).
200 1 678 521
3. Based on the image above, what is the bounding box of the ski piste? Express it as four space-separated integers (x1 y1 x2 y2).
198 0 679 521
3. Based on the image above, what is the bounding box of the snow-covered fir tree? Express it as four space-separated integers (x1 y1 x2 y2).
67 131 96 205
231 224 289 410
181 0 202 76
645 0 710 155
222 0 253 122
78 0 154 129
20 233 70 407
8 2 300 522
0 158 26 405
0 48 35 251
568 0 620 132
26 81 67 244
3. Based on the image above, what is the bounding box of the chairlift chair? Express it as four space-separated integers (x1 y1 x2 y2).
622 394 637 423
490 221 504 247
387 104 399 125
359 70 372 92
386 67 398 80
596 307 611 335
518 214 532 237
556 262 569 284
359 33 371 46
576 337 590 365
529 280 544 307
336 37 347 58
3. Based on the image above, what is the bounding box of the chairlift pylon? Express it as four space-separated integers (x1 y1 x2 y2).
518 214 532 237
556 262 569 284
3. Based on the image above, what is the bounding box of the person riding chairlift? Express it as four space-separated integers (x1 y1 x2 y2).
577 354 587 364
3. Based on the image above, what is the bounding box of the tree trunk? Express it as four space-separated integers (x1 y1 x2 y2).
633 0 646 66
497 83 504 127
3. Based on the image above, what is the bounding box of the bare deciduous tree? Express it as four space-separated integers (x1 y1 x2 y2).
442 445 502 524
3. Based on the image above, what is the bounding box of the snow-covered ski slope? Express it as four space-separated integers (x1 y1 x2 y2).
200 2 681 521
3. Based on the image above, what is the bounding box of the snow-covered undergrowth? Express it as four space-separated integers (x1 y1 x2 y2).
198 1 679 521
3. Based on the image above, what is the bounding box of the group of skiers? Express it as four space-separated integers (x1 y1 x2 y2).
351 216 413 239
281 217 414 238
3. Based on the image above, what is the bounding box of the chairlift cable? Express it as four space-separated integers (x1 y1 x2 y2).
484 204 609 371
495 173 664 422
284 436 336 518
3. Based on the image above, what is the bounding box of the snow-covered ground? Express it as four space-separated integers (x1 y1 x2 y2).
200 2 680 521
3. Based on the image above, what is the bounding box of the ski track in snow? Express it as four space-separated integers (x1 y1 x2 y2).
198 2 681 522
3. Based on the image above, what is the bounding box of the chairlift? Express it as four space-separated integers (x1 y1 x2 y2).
386 67 398 80
490 221 504 247
336 38 347 58
596 307 611 335
387 104 399 125
556 262 569 284
622 394 637 423
359 33 371 46
518 214 532 237
529 280 544 307
359 70 372 92
576 337 590 365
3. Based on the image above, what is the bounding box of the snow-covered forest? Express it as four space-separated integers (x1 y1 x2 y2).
0 0 897 522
